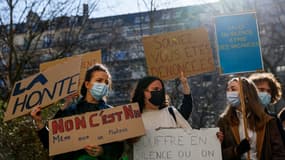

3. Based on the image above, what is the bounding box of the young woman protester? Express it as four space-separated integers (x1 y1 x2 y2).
131 76 191 131
30 64 124 160
217 77 285 160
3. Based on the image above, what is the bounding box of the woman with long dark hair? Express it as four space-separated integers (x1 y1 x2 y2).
131 76 191 131
31 64 124 160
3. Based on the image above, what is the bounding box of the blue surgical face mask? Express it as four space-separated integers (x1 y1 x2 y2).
90 83 108 100
258 92 271 107
226 91 240 107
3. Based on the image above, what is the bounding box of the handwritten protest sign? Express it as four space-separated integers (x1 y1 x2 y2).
48 103 145 156
134 128 222 160
143 28 215 80
4 57 81 121
215 12 263 74
40 50 102 91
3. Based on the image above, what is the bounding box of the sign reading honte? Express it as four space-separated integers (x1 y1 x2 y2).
143 28 215 80
4 57 81 121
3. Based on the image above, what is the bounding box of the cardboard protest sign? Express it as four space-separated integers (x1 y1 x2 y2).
143 28 215 80
4 57 81 121
215 12 263 74
40 50 102 92
48 103 145 156
134 128 222 160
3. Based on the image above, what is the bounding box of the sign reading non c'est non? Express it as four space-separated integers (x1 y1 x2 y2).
49 103 145 156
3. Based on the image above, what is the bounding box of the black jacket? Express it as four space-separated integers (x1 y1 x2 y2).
265 108 285 146
177 94 193 120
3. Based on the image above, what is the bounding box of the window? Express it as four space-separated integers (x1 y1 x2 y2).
0 78 5 88
277 66 284 72
162 13 170 20
277 65 285 72
115 51 128 60
174 11 182 18
42 34 53 48
134 17 141 24
1 45 9 54
145 16 150 22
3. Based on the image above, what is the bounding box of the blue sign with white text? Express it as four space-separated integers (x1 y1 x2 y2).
215 12 263 74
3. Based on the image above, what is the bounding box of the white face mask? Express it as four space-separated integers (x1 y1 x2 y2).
226 91 240 107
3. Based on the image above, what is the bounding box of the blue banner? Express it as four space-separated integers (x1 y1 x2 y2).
215 12 263 74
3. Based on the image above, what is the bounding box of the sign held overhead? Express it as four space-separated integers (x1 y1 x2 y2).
215 12 263 74
143 28 215 80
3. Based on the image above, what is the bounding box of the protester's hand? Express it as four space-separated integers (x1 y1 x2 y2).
180 72 190 95
85 145 104 157
60 93 79 110
30 105 45 130
236 139 250 155
216 131 224 143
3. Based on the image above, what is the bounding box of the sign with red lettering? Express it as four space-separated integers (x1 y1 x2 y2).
48 103 145 156
4 57 81 121
40 50 102 93
134 128 222 160
143 28 215 80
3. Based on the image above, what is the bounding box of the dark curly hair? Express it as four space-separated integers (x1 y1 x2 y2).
131 76 166 113
249 72 282 104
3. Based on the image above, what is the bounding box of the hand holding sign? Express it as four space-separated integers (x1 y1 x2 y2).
60 93 79 111
236 139 251 155
84 145 104 157
216 131 224 143
30 105 45 130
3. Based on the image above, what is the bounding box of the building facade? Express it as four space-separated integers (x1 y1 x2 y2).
1 0 285 128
